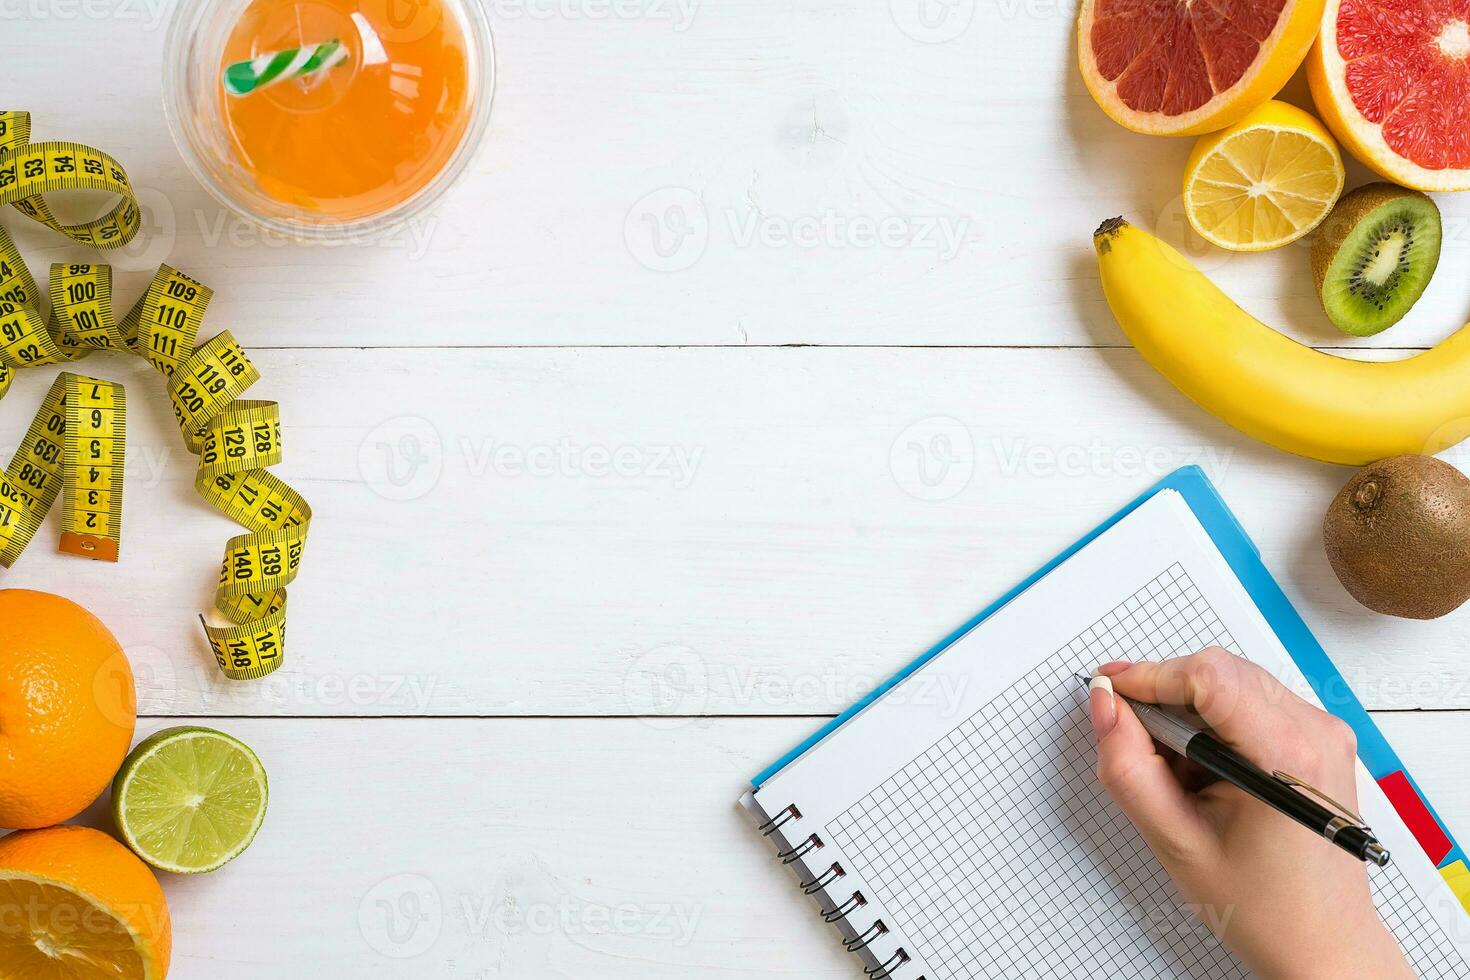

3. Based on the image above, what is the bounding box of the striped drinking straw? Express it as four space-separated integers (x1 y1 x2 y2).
223 39 350 97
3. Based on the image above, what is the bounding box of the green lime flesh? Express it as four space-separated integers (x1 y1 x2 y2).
111 726 268 874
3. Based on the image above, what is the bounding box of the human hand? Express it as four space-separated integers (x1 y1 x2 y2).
1088 648 1415 980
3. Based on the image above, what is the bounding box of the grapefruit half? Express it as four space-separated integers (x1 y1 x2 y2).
1310 0 1470 190
1078 0 1327 136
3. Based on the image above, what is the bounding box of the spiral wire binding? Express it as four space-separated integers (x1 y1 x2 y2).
777 833 823 864
759 804 801 836
800 862 845 895
759 800 919 978
867 949 914 979
845 920 887 952
822 891 866 923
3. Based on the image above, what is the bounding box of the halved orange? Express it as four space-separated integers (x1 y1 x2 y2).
1078 0 1327 136
1309 0 1470 190
0 826 171 979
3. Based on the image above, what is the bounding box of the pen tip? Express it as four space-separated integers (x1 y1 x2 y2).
1072 672 1091 688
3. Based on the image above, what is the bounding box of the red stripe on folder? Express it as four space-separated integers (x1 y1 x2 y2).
1379 770 1452 865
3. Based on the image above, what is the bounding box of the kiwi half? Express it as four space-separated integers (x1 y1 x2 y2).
1310 183 1441 337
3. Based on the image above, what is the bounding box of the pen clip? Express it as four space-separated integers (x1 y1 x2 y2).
1272 770 1369 829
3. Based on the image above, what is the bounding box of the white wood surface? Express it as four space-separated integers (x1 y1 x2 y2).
9 4 1470 350
5 346 1470 715
2 1 1470 977
58 714 1470 978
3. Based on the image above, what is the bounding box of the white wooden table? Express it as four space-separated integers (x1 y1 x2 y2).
6 1 1470 976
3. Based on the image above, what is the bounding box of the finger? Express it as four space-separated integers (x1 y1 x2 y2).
1092 679 1215 868
1106 648 1315 752
1167 751 1218 795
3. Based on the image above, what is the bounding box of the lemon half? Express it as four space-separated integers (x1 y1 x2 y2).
1183 100 1345 252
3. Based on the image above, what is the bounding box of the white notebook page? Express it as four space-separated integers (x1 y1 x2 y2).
753 490 1470 978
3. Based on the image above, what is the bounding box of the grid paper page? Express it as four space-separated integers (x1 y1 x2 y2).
825 564 1470 979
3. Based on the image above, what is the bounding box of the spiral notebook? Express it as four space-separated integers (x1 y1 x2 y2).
740 469 1470 979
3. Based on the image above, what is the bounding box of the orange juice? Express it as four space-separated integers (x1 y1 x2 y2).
218 0 476 221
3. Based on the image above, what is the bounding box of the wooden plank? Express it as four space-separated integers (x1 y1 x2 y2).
5 17 1470 349
1 346 1467 714
62 713 1470 977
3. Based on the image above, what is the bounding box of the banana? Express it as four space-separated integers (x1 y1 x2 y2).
1093 217 1470 466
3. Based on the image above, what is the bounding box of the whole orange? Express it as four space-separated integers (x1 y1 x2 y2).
0 589 136 828
0 824 171 979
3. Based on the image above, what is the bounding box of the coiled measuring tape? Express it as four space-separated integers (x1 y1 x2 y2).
0 111 310 680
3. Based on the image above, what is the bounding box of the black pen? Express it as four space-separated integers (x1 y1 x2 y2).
1074 673 1391 867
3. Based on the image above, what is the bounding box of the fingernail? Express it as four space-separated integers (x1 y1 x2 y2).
1096 660 1133 677
1089 674 1116 738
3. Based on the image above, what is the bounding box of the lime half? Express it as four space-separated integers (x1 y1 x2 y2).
111 726 268 874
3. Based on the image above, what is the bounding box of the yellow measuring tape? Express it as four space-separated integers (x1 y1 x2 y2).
0 110 309 680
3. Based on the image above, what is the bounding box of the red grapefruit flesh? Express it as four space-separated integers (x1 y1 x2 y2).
1078 0 1326 135
1310 0 1470 188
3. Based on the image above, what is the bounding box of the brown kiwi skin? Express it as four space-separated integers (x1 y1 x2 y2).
1310 182 1436 298
1323 455 1470 619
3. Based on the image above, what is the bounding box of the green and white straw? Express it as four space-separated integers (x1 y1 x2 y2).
223 39 349 97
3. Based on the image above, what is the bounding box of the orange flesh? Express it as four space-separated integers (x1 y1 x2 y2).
219 0 473 220
1090 0 1288 114
1336 0 1470 169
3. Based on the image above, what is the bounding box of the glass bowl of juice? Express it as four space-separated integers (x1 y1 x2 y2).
164 0 493 238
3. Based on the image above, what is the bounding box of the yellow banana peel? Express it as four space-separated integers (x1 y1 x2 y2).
1093 217 1470 466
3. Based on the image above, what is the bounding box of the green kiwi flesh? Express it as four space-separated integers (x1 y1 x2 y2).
1311 183 1442 337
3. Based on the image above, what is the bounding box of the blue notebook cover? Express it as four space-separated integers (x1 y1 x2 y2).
750 465 1467 883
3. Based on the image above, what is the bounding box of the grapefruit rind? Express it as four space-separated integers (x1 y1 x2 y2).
1308 0 1470 192
1077 0 1327 136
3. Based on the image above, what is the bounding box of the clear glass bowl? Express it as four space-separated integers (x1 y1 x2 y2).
163 0 494 240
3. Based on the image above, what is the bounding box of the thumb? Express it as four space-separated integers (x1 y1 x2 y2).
1091 677 1215 868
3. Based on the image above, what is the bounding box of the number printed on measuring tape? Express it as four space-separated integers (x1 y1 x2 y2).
57 374 126 561
0 111 311 680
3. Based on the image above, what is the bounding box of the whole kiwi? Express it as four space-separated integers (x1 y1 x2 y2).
1323 455 1470 619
